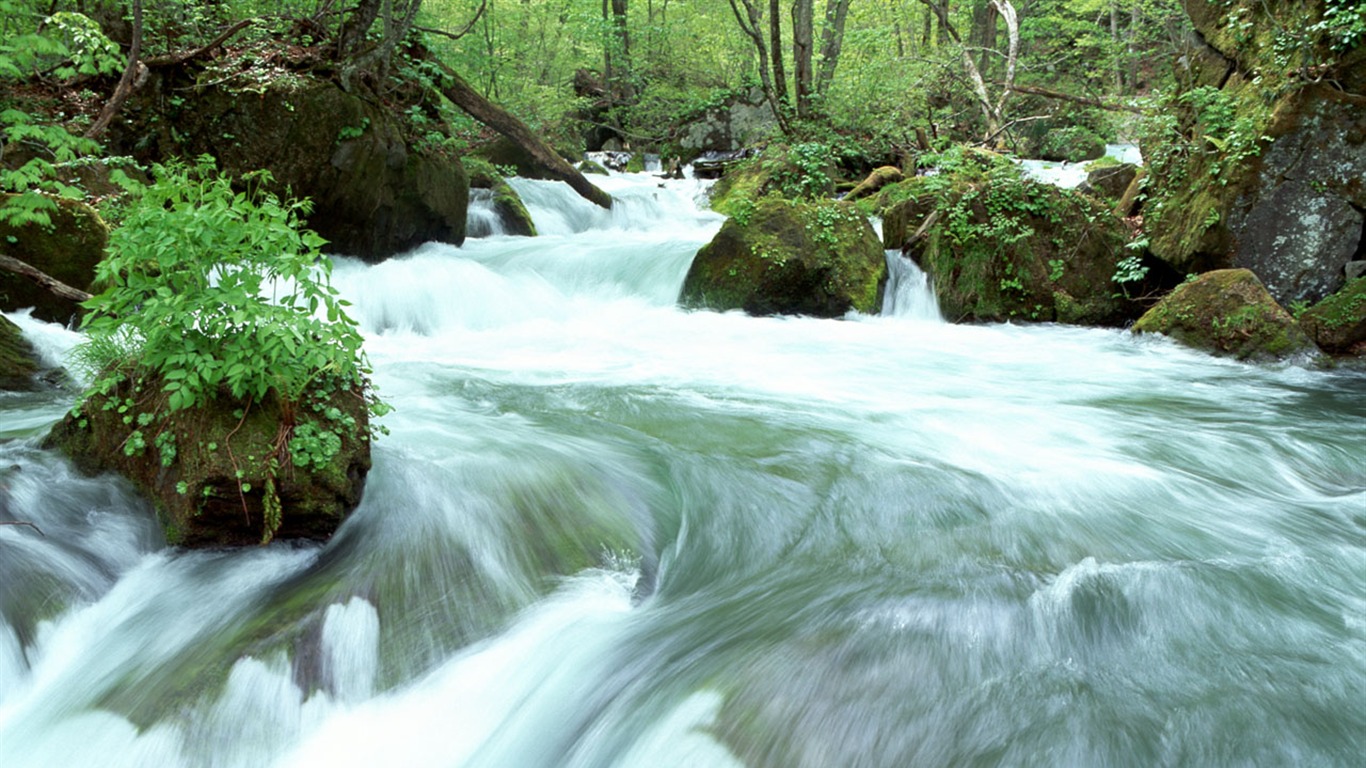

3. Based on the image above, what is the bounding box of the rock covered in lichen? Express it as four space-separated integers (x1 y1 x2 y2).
1132 269 1317 361
110 74 468 261
1142 1 1366 306
1299 277 1366 355
681 197 884 318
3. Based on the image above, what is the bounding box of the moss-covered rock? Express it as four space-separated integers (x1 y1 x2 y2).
109 72 467 262
1299 277 1366 354
463 157 537 237
875 148 1144 325
578 159 610 176
1132 269 1317 361
1143 2 1366 305
707 144 837 217
680 197 884 317
1078 163 1139 202
0 195 107 323
0 315 39 390
45 378 371 547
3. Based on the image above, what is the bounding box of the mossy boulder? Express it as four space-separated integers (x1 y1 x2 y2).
0 315 39 390
680 197 885 317
876 148 1144 325
1132 269 1317 361
45 379 371 547
578 159 610 176
0 195 107 323
1078 163 1139 202
707 144 838 217
1299 277 1366 354
463 158 537 237
109 73 467 262
1143 2 1366 305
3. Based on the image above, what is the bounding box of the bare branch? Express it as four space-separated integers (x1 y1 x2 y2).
0 521 45 536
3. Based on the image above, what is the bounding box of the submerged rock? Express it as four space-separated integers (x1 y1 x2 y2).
1132 269 1317 361
46 379 371 547
0 195 106 323
1299 277 1366 355
463 158 537 237
680 197 884 318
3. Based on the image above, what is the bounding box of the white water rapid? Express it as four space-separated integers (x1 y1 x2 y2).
0 170 1363 767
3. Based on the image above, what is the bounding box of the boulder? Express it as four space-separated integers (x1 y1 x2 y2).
46 378 371 547
1299 277 1366 354
675 87 778 157
0 195 106 323
707 144 837 216
1143 1 1366 305
0 315 39 390
877 148 1144 325
680 197 885 317
1132 269 1317 361
1078 163 1139 202
109 74 467 262
463 158 536 237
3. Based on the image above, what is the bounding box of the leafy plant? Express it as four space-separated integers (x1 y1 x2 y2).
80 157 373 414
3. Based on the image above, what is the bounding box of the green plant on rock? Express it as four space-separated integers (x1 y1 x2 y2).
74 157 386 542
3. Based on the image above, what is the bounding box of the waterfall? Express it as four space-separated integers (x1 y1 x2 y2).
465 189 507 238
1 171 1363 768
881 250 943 322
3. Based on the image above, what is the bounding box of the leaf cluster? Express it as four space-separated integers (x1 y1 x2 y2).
78 156 374 419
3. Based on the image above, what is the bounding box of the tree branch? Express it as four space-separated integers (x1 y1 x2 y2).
85 0 142 140
0 521 45 536
1003 82 1147 114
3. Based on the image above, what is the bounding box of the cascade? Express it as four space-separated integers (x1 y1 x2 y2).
0 171 1363 768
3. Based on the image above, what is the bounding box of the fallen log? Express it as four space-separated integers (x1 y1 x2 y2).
0 253 94 303
431 60 613 210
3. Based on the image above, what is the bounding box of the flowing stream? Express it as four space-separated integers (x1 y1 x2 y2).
0 171 1363 767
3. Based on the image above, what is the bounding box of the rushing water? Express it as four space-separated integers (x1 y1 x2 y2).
1 171 1363 767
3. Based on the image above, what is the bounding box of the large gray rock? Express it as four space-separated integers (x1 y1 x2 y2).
1225 88 1366 305
677 88 777 156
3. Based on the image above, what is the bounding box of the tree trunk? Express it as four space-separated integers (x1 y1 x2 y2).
727 0 790 132
433 61 613 209
769 0 788 109
815 0 850 96
792 0 813 117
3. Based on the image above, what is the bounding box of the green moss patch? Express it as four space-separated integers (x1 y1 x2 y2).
1132 269 1317 361
681 197 884 317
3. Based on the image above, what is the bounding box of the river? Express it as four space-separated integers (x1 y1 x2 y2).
0 171 1363 767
